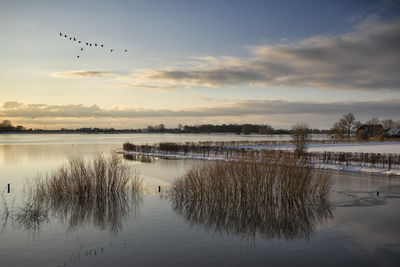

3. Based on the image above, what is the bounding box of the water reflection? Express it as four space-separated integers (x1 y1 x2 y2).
4 193 142 237
49 193 141 235
171 194 332 241
14 199 49 237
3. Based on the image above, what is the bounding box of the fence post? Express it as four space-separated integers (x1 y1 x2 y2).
388 156 391 171
7 184 10 193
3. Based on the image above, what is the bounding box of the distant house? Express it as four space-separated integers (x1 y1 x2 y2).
357 124 384 137
387 128 400 138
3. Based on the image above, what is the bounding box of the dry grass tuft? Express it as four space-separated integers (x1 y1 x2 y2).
30 153 141 201
170 153 333 240
23 153 143 234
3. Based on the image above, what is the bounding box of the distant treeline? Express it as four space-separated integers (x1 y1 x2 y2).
0 120 330 134
0 120 139 133
147 123 329 135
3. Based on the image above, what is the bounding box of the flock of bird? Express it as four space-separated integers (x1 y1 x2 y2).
59 32 127 59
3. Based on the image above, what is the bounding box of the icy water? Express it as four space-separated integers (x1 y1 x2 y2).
1 134 400 267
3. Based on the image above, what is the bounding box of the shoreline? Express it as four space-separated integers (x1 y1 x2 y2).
117 149 400 176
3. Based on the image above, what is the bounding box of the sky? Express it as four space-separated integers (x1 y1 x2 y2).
0 0 399 129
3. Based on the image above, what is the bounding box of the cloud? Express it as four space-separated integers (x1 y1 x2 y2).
48 17 400 92
1 99 399 119
50 69 179 90
51 70 116 78
115 82 178 91
144 17 400 91
197 97 229 102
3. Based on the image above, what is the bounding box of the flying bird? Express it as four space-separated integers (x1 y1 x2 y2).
59 32 128 59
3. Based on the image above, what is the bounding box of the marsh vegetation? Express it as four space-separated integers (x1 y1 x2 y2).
29 153 139 200
170 153 333 240
2 153 143 235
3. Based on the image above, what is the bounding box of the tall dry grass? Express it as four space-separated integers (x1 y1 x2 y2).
22 153 143 234
170 153 333 240
30 153 141 201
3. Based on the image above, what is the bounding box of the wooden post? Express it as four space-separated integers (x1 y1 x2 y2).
158 186 161 193
7 184 10 193
388 156 391 171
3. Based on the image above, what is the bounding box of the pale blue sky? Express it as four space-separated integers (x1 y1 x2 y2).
0 0 399 128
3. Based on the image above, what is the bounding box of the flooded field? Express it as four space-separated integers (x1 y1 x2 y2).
1 134 400 266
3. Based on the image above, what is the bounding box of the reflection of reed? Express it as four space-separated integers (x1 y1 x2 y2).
170 154 333 241
14 199 49 237
1 193 11 234
48 193 140 235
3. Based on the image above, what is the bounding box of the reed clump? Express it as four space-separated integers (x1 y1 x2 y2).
170 153 333 240
24 153 143 234
31 153 141 202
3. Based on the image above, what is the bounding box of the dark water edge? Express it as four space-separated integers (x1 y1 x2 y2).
1 194 400 267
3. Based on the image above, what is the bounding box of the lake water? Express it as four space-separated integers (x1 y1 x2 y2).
1 134 400 267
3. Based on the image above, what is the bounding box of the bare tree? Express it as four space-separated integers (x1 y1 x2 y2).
381 119 400 129
331 113 360 139
366 117 381 125
292 123 309 156
381 119 394 129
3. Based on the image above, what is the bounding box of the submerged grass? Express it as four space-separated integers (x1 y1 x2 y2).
170 153 333 240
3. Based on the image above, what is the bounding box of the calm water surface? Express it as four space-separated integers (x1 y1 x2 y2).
0 134 399 267
0 133 330 145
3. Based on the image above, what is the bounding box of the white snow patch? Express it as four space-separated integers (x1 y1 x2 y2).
238 142 400 154
118 150 400 176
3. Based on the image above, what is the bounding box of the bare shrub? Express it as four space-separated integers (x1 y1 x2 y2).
123 142 136 151
357 129 369 141
25 153 143 234
170 154 332 240
34 153 137 201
